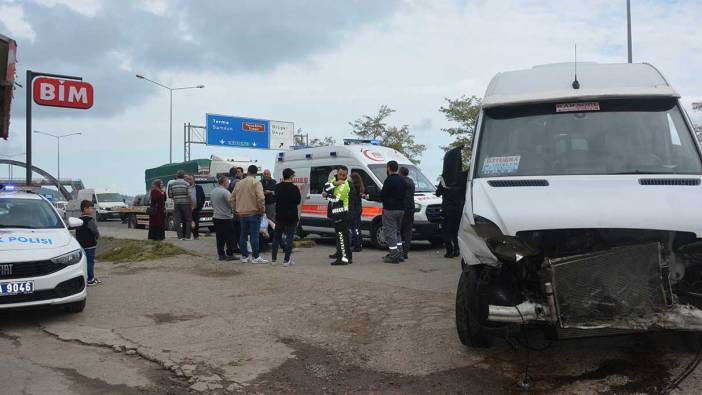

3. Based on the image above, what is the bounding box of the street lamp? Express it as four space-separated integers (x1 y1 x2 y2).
0 152 25 179
33 131 82 181
136 74 205 164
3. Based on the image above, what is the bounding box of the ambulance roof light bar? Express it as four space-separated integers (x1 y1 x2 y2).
343 138 381 146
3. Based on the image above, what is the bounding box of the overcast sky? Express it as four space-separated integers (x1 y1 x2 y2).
1 0 701 194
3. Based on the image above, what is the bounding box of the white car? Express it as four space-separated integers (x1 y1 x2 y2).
0 187 87 313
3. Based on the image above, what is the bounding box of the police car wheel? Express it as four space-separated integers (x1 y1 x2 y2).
167 215 175 231
64 299 86 314
456 267 494 348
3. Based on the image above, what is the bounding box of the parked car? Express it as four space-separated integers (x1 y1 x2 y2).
0 185 87 313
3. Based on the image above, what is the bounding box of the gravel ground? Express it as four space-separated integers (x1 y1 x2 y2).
1 220 701 394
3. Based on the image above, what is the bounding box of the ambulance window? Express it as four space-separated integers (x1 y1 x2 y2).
310 166 335 194
351 169 378 191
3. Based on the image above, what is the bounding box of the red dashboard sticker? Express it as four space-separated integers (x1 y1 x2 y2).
556 102 600 113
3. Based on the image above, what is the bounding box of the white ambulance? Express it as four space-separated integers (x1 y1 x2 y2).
274 140 443 248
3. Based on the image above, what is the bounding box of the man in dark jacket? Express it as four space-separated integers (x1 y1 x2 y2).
399 167 415 260
261 169 277 221
272 168 301 266
381 160 406 263
187 175 206 240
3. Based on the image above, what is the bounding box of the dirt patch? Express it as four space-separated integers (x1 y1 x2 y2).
190 266 243 278
96 237 195 263
56 366 190 395
294 239 317 248
0 331 21 347
146 313 206 325
331 313 374 345
248 338 513 394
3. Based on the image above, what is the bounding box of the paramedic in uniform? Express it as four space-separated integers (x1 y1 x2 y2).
323 167 352 265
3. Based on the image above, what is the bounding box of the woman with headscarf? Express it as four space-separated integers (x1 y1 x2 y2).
148 179 167 241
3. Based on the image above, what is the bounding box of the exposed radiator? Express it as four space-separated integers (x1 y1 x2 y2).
549 243 671 329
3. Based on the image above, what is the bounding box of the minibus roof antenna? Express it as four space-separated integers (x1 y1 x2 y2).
572 44 580 90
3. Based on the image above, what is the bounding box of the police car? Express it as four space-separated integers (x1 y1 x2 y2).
0 186 87 313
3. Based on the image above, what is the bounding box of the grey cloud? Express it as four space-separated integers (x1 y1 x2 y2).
5 0 401 118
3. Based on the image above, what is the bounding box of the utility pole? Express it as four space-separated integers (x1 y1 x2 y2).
627 0 633 63
33 131 82 182
136 75 204 164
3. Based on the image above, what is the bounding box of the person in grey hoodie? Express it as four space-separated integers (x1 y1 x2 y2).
211 176 240 261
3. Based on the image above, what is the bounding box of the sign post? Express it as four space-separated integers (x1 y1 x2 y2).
205 113 294 150
25 71 93 185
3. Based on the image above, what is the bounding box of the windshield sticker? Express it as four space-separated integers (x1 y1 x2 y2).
482 156 521 175
556 102 600 113
0 236 53 245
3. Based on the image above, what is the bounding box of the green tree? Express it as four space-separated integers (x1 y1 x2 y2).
439 95 481 168
349 105 426 164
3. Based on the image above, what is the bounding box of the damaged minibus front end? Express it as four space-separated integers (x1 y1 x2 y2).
454 63 702 347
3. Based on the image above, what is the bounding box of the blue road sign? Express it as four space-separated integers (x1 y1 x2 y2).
206 113 270 149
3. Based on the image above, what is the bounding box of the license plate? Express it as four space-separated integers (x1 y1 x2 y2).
0 281 34 295
200 217 212 222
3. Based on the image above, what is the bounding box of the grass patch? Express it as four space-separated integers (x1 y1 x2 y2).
96 237 195 263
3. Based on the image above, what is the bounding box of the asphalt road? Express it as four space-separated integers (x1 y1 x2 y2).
1 220 701 394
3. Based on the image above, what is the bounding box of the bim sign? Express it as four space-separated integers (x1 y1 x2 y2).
33 77 93 109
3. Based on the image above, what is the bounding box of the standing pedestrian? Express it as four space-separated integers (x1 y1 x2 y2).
168 170 192 240
187 175 206 240
399 167 416 260
436 146 468 258
381 160 406 263
227 166 244 252
436 175 466 258
76 200 102 285
261 169 277 222
228 166 244 192
230 165 268 264
148 179 166 241
271 168 301 266
349 172 366 252
211 176 240 261
324 167 352 265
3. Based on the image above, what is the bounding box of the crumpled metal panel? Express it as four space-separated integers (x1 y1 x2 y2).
550 243 670 329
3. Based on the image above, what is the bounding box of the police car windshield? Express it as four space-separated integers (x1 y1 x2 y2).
368 165 436 193
0 197 64 229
